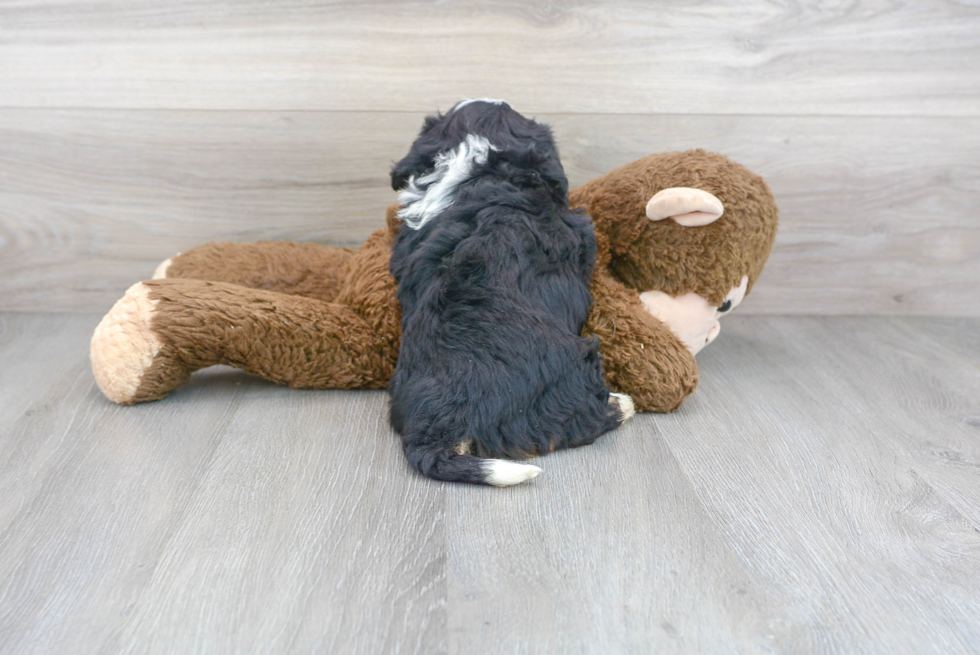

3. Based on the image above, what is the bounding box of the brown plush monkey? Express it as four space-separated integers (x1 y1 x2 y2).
91 150 777 412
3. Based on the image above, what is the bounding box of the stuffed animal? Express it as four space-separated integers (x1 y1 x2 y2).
90 149 777 412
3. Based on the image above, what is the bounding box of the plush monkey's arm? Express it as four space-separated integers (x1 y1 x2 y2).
587 271 699 413
158 205 404 304
161 241 357 303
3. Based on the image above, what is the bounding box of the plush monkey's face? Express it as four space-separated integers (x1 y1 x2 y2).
570 150 779 355
639 274 748 355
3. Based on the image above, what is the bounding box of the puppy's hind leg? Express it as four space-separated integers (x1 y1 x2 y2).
404 441 542 487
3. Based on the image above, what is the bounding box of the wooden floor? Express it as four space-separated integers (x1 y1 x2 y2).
1 313 978 654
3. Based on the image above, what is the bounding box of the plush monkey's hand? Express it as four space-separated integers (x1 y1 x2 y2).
587 271 699 413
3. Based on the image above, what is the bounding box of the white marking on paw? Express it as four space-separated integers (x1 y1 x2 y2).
610 392 636 421
398 134 497 230
484 459 542 487
90 283 162 404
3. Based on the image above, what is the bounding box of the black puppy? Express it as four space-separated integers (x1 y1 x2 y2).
388 99 633 486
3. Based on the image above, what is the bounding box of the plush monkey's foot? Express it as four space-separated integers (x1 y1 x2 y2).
90 283 190 404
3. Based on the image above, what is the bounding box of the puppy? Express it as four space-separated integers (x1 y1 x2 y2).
388 99 633 486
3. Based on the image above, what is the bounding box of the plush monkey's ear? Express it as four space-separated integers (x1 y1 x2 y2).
646 187 724 227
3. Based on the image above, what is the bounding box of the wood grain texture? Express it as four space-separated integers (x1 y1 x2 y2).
664 315 980 653
443 419 784 653
0 365 253 654
110 389 446 655
0 358 445 653
2 110 978 315
0 313 95 425
1 0 978 115
773 317 980 532
2 313 980 653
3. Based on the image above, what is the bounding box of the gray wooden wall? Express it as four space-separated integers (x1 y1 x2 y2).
2 0 978 315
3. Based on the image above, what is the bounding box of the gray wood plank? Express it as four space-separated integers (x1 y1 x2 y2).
0 363 256 654
891 317 980 370
3 110 978 316
1 0 977 115
661 315 980 653
763 316 980 530
0 313 96 427
443 420 783 654
3 314 980 653
0 109 415 313
442 315 980 654
111 389 446 655
891 318 980 522
0 321 446 653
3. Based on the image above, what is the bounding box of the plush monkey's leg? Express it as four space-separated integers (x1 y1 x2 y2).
91 282 183 404
159 241 357 303
91 278 397 404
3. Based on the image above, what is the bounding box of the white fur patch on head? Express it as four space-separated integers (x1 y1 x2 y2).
398 133 497 230
484 459 542 486
453 98 509 111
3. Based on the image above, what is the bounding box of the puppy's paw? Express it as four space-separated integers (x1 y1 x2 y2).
609 392 636 422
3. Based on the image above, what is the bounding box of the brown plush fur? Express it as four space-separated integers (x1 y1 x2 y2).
571 150 778 307
584 265 699 413
91 150 777 412
166 241 356 303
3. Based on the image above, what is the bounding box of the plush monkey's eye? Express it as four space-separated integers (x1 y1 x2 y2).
719 300 733 313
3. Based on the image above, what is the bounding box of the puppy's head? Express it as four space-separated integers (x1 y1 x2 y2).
391 100 568 229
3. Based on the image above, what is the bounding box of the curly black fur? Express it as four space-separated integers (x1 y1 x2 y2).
388 100 628 486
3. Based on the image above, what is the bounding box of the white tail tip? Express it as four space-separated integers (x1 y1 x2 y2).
610 392 636 421
484 460 543 486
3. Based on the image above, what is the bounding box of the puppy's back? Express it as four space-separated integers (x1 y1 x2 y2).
388 101 633 486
